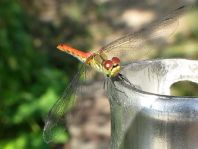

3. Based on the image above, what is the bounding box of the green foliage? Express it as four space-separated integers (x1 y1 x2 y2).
171 81 198 96
0 0 74 148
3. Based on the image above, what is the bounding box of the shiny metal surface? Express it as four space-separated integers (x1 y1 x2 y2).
107 59 198 149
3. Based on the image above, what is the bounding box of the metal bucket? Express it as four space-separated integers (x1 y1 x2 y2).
107 59 198 149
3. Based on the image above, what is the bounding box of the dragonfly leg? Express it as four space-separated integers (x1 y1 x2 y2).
109 74 128 94
106 73 135 95
117 73 132 86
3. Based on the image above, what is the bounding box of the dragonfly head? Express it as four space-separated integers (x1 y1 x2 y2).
103 57 121 77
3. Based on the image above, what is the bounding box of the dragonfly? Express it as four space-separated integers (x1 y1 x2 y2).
43 5 187 143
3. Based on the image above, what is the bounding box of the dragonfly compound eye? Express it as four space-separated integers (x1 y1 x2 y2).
112 57 120 65
104 60 113 70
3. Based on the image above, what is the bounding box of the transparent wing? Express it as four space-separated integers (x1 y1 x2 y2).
43 64 86 143
99 5 187 63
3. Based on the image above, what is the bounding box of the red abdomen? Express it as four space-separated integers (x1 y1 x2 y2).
57 44 92 62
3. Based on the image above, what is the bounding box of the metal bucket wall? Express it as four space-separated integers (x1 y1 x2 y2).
107 59 198 149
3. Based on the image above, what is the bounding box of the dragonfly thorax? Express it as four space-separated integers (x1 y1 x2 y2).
86 53 121 77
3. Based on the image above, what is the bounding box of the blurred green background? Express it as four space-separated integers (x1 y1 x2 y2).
0 0 198 149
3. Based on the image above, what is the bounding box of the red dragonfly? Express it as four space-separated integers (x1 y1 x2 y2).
43 5 187 143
